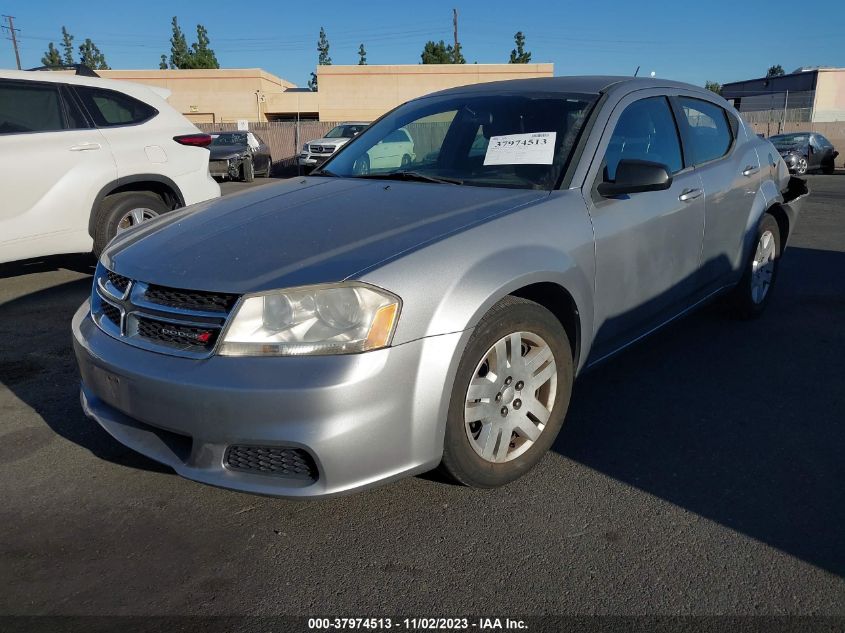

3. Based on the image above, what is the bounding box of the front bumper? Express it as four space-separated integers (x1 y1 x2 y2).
208 158 242 179
72 300 462 497
298 153 332 167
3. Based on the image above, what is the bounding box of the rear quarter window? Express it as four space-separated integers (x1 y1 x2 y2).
75 86 158 127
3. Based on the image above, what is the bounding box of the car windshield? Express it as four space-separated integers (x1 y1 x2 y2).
325 124 367 139
212 133 248 145
318 93 598 190
770 134 808 149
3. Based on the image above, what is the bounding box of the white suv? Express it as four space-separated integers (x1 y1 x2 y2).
0 69 220 263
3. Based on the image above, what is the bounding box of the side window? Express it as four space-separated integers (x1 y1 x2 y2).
809 135 823 150
60 86 90 130
815 135 831 148
603 96 683 181
75 86 157 127
384 129 411 144
0 81 64 134
678 97 733 164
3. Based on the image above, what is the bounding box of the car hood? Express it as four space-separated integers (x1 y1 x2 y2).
209 144 248 160
307 138 350 147
102 177 547 294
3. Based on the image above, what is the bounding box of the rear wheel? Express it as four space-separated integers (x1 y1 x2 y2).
439 296 573 488
263 158 273 177
728 213 781 319
93 191 170 256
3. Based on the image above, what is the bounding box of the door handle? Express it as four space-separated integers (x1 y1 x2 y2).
679 188 702 202
69 142 101 151
742 165 759 177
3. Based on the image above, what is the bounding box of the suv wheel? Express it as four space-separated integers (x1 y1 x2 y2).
93 191 170 256
439 296 573 488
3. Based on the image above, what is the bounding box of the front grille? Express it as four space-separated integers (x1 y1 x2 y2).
225 445 318 481
144 284 238 313
101 302 121 326
107 271 130 295
136 316 219 350
309 144 335 154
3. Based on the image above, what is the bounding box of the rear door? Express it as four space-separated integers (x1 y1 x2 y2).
583 93 706 358
674 95 759 284
0 78 115 262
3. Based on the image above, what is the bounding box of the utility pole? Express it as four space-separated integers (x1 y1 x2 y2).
453 8 458 57
2 15 21 70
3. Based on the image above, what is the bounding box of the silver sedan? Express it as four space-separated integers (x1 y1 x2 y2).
72 76 806 497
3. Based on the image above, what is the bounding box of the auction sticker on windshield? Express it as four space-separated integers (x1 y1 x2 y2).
483 132 556 166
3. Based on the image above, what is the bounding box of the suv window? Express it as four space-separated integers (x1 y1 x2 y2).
75 86 157 127
679 97 732 164
603 96 683 181
384 129 411 144
0 81 64 134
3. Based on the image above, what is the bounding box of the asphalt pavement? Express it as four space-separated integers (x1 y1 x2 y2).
0 174 843 619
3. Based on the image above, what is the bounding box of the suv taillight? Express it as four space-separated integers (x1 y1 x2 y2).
173 133 212 148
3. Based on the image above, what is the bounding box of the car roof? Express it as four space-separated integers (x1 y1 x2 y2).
420 75 710 99
0 68 172 101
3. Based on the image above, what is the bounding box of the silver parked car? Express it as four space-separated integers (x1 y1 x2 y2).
72 76 806 497
298 121 369 168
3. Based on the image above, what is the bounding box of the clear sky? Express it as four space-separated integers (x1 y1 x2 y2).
1 0 841 88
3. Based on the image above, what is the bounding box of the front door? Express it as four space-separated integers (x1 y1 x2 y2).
583 93 706 361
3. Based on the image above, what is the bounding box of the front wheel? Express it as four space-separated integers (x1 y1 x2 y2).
241 158 255 182
795 157 808 175
439 296 573 488
727 213 781 319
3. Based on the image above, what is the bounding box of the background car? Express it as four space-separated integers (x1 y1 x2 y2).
769 132 838 174
208 131 272 182
298 121 369 168
0 68 220 262
351 127 415 174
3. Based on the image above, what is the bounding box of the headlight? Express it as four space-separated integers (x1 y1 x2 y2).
302 143 310 152
218 283 401 357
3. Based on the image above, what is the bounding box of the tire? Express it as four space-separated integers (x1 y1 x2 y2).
241 158 255 182
93 191 170 256
795 157 808 175
727 213 781 319
401 154 412 169
439 296 574 488
263 158 273 178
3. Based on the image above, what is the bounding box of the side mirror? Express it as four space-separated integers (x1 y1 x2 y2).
597 159 672 197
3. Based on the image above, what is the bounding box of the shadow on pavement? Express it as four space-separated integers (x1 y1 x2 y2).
554 246 845 577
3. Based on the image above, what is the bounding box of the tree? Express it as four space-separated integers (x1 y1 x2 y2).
41 43 62 68
78 38 109 70
358 43 367 65
61 27 75 65
159 55 168 70
308 27 332 91
767 64 785 77
421 40 453 64
704 80 722 95
167 17 191 69
191 24 219 68
509 31 531 64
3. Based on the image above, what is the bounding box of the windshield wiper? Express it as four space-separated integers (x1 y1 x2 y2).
354 170 463 185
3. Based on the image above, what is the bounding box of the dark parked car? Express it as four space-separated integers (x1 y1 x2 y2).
769 132 837 175
208 131 272 182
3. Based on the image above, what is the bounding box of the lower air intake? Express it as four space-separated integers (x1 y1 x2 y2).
224 445 318 481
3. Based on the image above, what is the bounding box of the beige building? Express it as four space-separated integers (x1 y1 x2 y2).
100 63 555 123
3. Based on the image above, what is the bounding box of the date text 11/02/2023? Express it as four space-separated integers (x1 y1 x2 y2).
307 617 529 630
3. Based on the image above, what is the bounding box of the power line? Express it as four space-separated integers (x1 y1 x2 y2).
2 15 21 69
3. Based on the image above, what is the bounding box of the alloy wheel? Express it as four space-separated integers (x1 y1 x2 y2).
464 331 557 463
116 207 159 234
751 229 776 304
